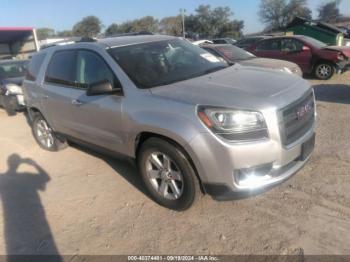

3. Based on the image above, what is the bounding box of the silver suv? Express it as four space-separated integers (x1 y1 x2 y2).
23 35 316 210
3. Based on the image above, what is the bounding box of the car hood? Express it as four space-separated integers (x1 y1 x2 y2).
238 58 298 70
323 46 350 57
150 64 311 110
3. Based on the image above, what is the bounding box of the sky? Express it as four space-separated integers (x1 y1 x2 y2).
1 0 350 34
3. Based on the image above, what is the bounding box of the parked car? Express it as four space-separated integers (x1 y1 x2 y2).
23 35 316 211
0 59 28 115
235 36 270 50
212 38 236 45
201 44 302 76
247 35 350 80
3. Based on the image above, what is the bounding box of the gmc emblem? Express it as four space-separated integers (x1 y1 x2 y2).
296 103 312 120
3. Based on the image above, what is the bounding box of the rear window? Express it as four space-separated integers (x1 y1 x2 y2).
45 50 76 86
25 53 46 81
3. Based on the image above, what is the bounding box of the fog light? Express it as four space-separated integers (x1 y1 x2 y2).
234 163 273 188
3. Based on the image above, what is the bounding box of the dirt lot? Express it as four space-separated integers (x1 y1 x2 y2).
0 72 350 256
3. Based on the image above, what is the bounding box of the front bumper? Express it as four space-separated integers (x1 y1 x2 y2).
185 126 316 200
336 60 350 74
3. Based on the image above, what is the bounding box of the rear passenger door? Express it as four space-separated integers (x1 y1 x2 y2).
42 49 124 153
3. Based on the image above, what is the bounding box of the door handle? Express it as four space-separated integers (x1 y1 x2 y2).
71 99 83 106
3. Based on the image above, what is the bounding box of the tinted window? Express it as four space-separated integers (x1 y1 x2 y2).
76 50 119 89
26 54 46 81
281 39 303 52
213 39 227 44
215 45 255 61
45 50 76 85
109 38 228 89
256 39 281 51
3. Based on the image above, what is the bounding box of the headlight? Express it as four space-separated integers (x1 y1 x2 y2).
198 107 269 142
6 84 23 95
282 67 293 74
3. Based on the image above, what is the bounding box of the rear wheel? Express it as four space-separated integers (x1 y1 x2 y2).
137 138 201 211
314 62 334 80
32 114 68 152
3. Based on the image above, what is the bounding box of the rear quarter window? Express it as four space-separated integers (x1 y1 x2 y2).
25 53 47 81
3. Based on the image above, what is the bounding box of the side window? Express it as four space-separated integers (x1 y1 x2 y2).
76 50 120 89
256 39 281 51
26 53 46 81
281 39 304 52
45 50 76 86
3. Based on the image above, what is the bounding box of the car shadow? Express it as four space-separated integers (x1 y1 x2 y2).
313 84 350 104
0 154 62 261
70 143 152 200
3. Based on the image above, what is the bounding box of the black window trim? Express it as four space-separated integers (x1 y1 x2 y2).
44 49 78 88
44 48 124 95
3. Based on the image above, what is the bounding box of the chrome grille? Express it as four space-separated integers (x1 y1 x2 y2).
279 91 315 146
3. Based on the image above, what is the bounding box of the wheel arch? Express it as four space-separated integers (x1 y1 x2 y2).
135 132 206 194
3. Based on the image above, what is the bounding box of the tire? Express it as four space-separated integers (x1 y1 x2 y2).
137 138 201 211
314 62 335 80
32 113 68 152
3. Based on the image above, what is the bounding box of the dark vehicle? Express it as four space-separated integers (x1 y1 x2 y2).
212 38 236 45
235 36 270 50
0 60 28 115
202 44 302 76
247 35 350 80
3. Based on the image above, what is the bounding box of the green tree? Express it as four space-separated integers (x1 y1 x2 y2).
72 16 102 37
105 23 119 36
56 30 74 37
318 0 342 22
105 16 158 35
258 0 312 30
159 16 183 36
186 5 244 38
36 28 55 40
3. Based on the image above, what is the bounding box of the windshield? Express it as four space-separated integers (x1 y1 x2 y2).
109 38 229 89
215 45 256 61
301 36 327 48
0 61 28 79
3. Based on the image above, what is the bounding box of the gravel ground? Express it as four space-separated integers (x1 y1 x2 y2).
0 72 350 256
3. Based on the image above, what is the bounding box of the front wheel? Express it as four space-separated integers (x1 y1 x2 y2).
32 114 68 152
314 62 335 80
137 138 201 211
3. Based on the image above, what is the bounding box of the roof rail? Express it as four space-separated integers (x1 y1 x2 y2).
103 31 153 38
40 36 97 49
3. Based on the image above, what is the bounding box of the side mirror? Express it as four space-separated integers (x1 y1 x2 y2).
86 80 120 96
302 46 311 51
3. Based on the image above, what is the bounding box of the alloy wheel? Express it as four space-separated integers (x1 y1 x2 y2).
35 119 54 148
145 152 184 200
316 64 332 79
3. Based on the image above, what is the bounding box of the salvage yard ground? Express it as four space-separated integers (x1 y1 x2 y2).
0 72 350 255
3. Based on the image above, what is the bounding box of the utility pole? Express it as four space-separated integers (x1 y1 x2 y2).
180 8 186 38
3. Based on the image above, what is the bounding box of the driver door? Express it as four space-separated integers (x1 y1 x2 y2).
69 50 124 153
280 38 312 73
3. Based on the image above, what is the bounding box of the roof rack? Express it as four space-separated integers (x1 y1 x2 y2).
103 31 153 38
40 36 97 49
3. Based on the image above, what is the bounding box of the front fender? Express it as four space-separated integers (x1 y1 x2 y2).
125 110 204 158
